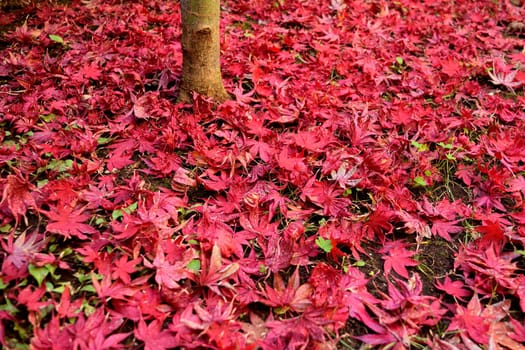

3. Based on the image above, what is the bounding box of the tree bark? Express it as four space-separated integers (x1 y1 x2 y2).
178 0 229 103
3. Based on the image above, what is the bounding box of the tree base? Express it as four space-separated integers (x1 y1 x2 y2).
177 86 231 104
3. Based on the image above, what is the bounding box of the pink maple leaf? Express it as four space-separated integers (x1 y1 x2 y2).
487 63 523 93
435 276 471 301
1 230 48 281
144 243 196 289
447 295 512 345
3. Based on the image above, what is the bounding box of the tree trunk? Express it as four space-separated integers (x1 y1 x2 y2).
178 0 230 103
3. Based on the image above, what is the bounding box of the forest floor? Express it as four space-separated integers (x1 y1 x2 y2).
1 0 525 349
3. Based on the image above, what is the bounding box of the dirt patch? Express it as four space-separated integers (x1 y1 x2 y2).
416 239 455 296
337 317 370 349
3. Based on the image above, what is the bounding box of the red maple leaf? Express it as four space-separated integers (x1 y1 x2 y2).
135 319 179 350
440 57 462 77
30 315 72 349
339 267 383 332
291 129 333 152
455 244 518 293
517 276 525 313
91 272 134 301
17 285 51 312
379 241 419 278
476 220 506 250
246 138 274 162
300 177 349 216
510 318 525 343
363 203 395 239
44 204 97 239
276 148 308 174
397 211 432 239
244 114 273 137
176 299 249 348
106 139 136 171
56 285 83 318
133 92 172 120
111 255 141 284
191 244 240 296
358 274 445 347
79 63 102 81
259 268 313 314
431 219 462 241
0 174 36 226
447 295 492 344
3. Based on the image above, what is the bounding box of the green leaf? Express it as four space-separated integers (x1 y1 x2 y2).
0 224 12 233
0 297 19 314
315 236 333 253
274 306 289 315
97 137 112 145
28 264 49 286
413 176 428 187
80 285 96 293
45 264 60 279
74 271 91 283
113 202 138 220
411 140 428 152
0 278 8 290
437 141 454 149
353 260 366 267
95 217 107 225
258 264 268 274
396 56 404 65
39 113 56 123
39 159 73 173
111 209 123 220
37 179 49 188
49 34 64 44
187 259 201 272
45 281 55 292
13 321 30 343
50 283 66 293
123 201 138 214
83 302 96 315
